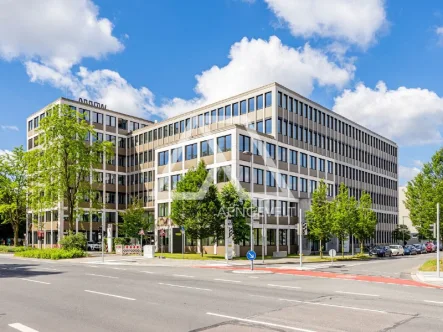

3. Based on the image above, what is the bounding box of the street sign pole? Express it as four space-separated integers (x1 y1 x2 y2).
299 208 302 268
437 203 440 278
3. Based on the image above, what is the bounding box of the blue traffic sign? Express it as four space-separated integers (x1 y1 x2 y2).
246 250 256 261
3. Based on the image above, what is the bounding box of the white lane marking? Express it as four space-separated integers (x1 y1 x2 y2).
20 278 50 285
280 299 387 314
84 290 136 301
158 282 212 292
249 276 259 279
8 323 39 332
214 278 241 283
86 273 119 279
140 271 154 274
112 267 127 271
424 300 443 305
268 284 301 289
335 291 380 297
172 274 195 278
206 313 317 332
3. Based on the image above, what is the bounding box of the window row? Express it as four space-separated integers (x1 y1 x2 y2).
335 163 397 190
277 92 397 157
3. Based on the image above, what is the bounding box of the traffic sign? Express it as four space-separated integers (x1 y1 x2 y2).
246 250 256 261
180 226 185 234
328 249 336 257
138 229 145 236
159 229 166 237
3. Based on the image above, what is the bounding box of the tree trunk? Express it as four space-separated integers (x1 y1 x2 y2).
342 238 344 258
360 241 364 254
200 239 204 257
319 239 323 259
13 224 19 247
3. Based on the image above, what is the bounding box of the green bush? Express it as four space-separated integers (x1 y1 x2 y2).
0 245 30 253
114 237 130 246
60 232 87 251
14 248 85 260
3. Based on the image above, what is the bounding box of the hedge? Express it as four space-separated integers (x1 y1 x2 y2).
14 248 86 260
0 245 30 253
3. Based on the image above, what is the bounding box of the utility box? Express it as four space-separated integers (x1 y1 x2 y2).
143 245 155 258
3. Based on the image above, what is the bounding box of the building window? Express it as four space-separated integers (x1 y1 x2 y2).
218 108 224 122
300 153 307 168
240 100 247 114
257 120 264 133
278 91 282 107
158 176 169 192
254 168 264 185
310 180 317 193
204 112 210 126
278 146 287 162
217 166 231 183
198 114 204 127
288 97 293 112
180 120 185 132
310 156 317 170
171 148 183 163
158 203 169 217
265 119 272 134
93 112 103 124
289 176 298 191
217 135 231 153
267 229 276 245
248 97 255 112
266 171 276 187
239 135 251 152
211 110 217 123
327 161 333 174
319 159 325 172
158 151 169 166
257 95 263 109
240 165 250 183
225 105 232 119
265 92 272 107
106 192 115 204
171 174 181 190
253 139 263 156
300 178 308 192
289 150 297 165
106 115 116 127
233 103 239 116
266 143 276 159
200 139 213 157
278 174 287 189
185 143 197 160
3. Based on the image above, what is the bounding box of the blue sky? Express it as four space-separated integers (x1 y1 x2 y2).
1 0 443 185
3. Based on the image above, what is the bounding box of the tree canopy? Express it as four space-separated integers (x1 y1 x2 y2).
0 147 28 246
170 161 223 256
354 191 377 252
119 199 153 239
27 104 114 234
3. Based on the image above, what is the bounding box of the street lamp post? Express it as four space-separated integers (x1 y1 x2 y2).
242 150 254 253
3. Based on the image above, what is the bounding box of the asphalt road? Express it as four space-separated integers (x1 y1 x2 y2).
1 254 443 332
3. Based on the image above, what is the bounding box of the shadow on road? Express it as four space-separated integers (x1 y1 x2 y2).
0 263 63 279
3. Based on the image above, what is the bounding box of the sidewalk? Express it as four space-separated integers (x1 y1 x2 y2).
413 271 443 287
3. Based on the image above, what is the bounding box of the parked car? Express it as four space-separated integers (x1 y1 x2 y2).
413 243 427 254
370 245 392 257
87 241 95 251
93 242 102 251
426 242 436 253
404 245 417 255
389 245 404 256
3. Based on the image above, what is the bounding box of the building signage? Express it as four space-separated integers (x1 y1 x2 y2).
78 98 107 110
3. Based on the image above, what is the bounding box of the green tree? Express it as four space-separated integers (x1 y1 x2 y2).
306 180 332 258
405 149 443 240
0 147 28 246
170 161 223 256
354 191 377 253
119 199 153 239
218 182 251 244
331 183 358 257
27 104 114 234
392 224 411 245
60 231 87 250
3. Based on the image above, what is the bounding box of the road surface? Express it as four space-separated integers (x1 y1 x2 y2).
1 254 442 331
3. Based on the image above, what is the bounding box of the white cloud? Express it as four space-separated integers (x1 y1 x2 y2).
436 26 443 45
0 0 123 72
333 81 443 146
264 0 387 48
399 165 421 184
0 149 11 156
26 36 355 119
0 125 19 132
26 62 155 118
161 36 355 117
